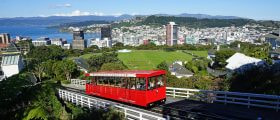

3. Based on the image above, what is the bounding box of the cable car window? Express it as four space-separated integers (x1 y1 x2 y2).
97 77 104 85
156 75 164 87
121 78 127 88
104 77 109 85
115 77 121 87
129 78 136 90
136 78 146 90
109 77 115 86
92 77 97 85
148 77 156 90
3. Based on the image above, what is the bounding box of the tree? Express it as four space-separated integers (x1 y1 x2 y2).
229 41 269 59
52 60 77 81
84 45 99 53
88 52 121 71
100 63 127 71
185 58 210 75
229 63 280 95
214 49 236 68
156 61 169 71
113 42 124 48
26 45 65 69
64 49 83 57
62 60 78 81
41 60 56 79
33 64 45 82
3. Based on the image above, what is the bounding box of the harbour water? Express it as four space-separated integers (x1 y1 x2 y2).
0 26 99 43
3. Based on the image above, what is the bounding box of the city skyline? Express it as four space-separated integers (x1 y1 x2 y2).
0 0 279 20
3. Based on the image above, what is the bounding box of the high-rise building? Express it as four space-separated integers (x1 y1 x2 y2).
72 29 86 50
166 22 178 46
0 33 11 44
73 30 84 40
101 26 112 40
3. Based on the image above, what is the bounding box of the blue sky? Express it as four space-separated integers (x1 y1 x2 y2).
0 0 279 20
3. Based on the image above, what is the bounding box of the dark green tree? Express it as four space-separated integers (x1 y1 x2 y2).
156 61 169 71
214 49 236 68
87 52 122 71
100 63 127 71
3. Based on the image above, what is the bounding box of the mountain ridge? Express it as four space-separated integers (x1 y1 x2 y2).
0 13 267 27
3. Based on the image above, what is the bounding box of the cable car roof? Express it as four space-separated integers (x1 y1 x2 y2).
86 70 166 77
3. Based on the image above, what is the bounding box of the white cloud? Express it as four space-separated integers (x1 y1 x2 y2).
131 13 138 16
52 3 72 8
112 13 123 17
53 10 104 16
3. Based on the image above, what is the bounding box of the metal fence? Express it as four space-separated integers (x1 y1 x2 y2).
166 87 280 111
58 89 165 120
69 79 280 111
71 79 87 86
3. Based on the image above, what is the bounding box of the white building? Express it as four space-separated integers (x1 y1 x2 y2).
90 38 112 48
1 55 24 78
51 38 66 46
32 37 51 47
118 49 132 53
62 44 71 49
226 53 265 72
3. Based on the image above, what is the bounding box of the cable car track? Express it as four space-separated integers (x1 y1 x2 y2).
61 86 243 120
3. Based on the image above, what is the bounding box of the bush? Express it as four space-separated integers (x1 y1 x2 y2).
100 63 127 71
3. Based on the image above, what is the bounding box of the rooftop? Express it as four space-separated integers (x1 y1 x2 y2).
86 70 166 77
1 55 20 66
264 34 280 40
226 53 263 70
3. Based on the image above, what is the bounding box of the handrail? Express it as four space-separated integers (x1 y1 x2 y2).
166 87 280 111
58 89 165 120
71 79 87 86
70 79 280 111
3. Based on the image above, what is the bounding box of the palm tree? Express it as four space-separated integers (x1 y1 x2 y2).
33 64 45 82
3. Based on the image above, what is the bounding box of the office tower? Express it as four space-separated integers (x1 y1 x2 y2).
73 30 84 40
101 26 112 40
0 33 11 44
72 29 86 50
166 22 178 46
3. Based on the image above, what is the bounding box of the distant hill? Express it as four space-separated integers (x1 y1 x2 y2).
141 16 254 28
177 13 243 19
50 20 110 28
0 15 134 27
154 13 243 19
0 13 244 27
1 13 279 28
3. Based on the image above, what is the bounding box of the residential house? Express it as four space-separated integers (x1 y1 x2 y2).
264 33 280 50
1 54 24 78
225 53 265 72
169 61 194 78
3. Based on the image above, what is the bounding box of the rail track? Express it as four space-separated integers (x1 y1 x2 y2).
60 86 248 120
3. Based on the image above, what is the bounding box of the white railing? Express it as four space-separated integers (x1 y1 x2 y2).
58 89 165 120
166 87 280 111
71 79 87 86
69 79 280 112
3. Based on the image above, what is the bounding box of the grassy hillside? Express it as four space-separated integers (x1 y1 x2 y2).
118 50 207 70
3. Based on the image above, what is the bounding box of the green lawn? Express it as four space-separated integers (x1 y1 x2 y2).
118 50 207 70
184 50 208 57
80 53 96 59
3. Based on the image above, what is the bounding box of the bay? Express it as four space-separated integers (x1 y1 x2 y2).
0 26 100 43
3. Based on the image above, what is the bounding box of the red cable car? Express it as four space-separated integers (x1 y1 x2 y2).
85 70 166 107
